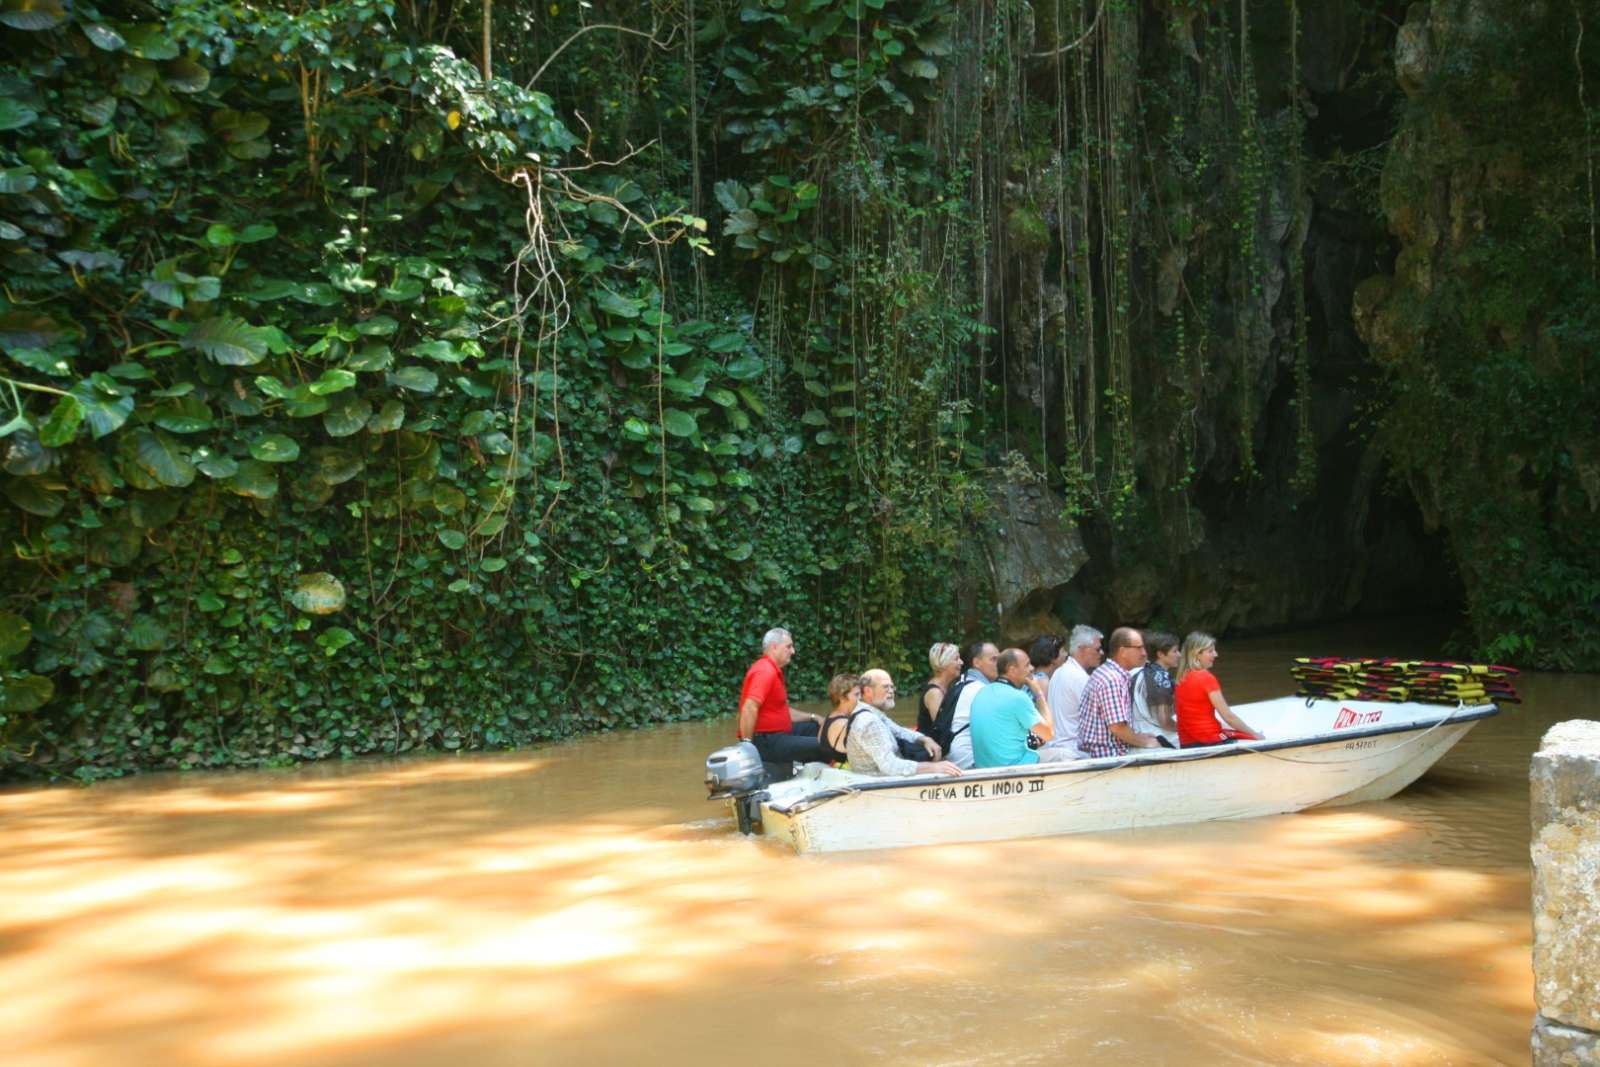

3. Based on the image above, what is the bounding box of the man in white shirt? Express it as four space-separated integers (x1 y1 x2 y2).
859 668 941 759
946 641 998 769
1044 624 1102 756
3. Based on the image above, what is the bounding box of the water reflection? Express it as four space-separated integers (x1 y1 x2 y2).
1 622 1595 1066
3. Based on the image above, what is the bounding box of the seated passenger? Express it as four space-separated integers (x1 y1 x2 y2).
969 648 1078 768
1129 630 1180 745
917 642 963 739
860 668 942 760
944 640 998 770
1174 632 1261 748
820 672 960 778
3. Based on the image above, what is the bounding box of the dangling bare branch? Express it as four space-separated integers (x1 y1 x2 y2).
526 22 679 88
1030 0 1103 57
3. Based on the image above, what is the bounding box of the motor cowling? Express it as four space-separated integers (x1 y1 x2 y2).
705 742 769 835
705 741 767 799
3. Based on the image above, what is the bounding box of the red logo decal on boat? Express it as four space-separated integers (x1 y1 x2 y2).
1333 707 1383 729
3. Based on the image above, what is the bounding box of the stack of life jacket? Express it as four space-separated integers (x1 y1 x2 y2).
1290 657 1521 706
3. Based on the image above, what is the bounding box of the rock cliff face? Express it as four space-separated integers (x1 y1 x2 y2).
977 1 1459 634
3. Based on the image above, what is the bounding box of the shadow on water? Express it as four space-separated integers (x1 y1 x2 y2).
1 619 1594 1066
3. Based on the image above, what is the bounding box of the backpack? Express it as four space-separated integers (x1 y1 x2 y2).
929 676 974 753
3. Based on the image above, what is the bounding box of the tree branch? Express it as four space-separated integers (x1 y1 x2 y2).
526 22 677 88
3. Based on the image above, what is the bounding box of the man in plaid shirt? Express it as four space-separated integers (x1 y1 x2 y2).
1078 627 1166 757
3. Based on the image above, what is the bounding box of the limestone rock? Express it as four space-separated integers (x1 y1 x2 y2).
986 482 1088 626
1394 5 1431 96
1531 719 1600 1033
1533 1014 1600 1067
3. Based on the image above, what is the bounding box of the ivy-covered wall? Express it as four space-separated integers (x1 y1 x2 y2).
1 0 1594 779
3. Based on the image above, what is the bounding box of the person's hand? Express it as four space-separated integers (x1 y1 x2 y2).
926 761 962 777
921 736 942 759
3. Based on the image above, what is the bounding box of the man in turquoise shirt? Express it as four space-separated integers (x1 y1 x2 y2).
970 647 1071 767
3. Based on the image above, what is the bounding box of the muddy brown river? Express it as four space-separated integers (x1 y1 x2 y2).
3 621 1594 1066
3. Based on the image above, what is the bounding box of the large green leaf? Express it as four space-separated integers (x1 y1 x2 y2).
0 166 36 194
662 409 698 437
2 476 61 518
0 310 71 349
226 460 278 499
290 573 346 615
69 169 116 201
369 399 405 433
162 57 211 93
249 434 300 463
322 395 371 437
192 446 237 479
410 340 463 364
129 490 182 528
78 96 118 127
0 99 36 132
183 317 269 366
0 673 53 713
309 369 357 395
132 428 196 487
312 447 362 485
123 25 178 59
315 626 356 656
127 616 169 652
706 332 744 353
595 290 642 318
81 22 125 50
3 476 63 517
36 394 82 447
346 343 393 372
388 367 438 393
7 348 69 377
0 0 66 31
0 612 32 659
70 382 133 438
725 355 767 380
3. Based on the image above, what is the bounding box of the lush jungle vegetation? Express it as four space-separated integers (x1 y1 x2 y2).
1 0 1595 779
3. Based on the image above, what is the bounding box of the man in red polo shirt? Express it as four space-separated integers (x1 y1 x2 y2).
738 627 824 776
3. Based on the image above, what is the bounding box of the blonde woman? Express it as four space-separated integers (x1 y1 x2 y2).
917 642 962 739
1174 632 1261 747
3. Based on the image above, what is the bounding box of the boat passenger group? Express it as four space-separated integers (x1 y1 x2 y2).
736 625 1264 780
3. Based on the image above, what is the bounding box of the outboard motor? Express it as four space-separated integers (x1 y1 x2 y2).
704 742 769 835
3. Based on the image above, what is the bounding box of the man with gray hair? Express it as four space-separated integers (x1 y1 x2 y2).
860 668 941 760
737 627 824 777
1044 624 1102 757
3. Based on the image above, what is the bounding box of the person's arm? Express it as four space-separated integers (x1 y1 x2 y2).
1154 700 1177 732
1022 677 1053 742
850 716 921 777
1209 688 1259 738
737 698 760 740
1110 721 1160 748
789 706 821 726
880 711 921 744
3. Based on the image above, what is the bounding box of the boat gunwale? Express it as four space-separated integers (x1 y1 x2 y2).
764 702 1499 814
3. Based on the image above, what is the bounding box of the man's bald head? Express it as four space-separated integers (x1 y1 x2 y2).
861 668 896 710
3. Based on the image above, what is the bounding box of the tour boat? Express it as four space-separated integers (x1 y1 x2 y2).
704 696 1497 853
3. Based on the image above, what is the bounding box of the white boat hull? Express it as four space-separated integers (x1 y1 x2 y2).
752 697 1496 853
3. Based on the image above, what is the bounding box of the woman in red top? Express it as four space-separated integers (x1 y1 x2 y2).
1173 632 1261 748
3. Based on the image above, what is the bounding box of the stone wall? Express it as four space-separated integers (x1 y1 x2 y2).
1530 720 1600 1064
